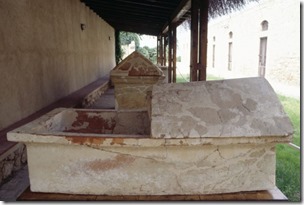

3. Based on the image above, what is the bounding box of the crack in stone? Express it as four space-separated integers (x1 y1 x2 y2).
217 111 225 136
241 103 251 112
175 175 185 193
216 146 225 159
83 145 167 162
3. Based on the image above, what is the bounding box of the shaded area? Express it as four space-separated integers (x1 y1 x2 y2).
17 186 287 201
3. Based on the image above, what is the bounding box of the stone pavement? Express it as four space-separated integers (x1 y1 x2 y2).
0 165 29 201
86 88 115 109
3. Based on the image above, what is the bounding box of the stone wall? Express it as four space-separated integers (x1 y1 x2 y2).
0 143 27 185
0 0 115 130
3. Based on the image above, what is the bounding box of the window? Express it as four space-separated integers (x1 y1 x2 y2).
212 44 215 68
228 32 233 70
228 42 232 71
258 37 267 77
229 31 233 39
261 20 268 31
212 36 216 68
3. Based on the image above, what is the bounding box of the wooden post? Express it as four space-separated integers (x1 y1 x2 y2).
190 0 208 81
164 35 168 66
168 23 177 83
190 0 198 81
160 36 164 66
157 36 160 65
168 24 173 83
198 0 208 81
172 25 177 83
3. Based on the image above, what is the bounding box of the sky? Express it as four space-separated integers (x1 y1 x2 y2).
139 35 157 48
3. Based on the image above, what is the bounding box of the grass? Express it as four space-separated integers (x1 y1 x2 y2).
176 74 223 83
276 95 301 202
177 75 301 201
276 144 301 201
277 95 300 146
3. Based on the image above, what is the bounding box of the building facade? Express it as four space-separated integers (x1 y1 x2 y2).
206 0 300 90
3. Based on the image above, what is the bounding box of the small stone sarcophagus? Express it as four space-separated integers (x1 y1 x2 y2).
110 51 165 110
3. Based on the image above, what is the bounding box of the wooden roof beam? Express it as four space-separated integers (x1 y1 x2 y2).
160 0 191 35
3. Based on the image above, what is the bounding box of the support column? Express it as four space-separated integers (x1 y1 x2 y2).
157 36 164 66
172 26 177 83
160 36 164 66
190 0 209 81
168 23 177 83
157 36 160 65
190 0 199 81
164 35 168 66
198 0 208 81
168 25 173 83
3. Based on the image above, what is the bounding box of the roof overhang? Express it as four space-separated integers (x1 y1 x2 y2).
80 0 191 36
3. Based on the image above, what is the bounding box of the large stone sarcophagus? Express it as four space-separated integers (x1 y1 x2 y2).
7 77 293 196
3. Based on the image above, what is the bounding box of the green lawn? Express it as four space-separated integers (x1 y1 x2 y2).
176 74 223 83
176 75 301 201
276 95 300 202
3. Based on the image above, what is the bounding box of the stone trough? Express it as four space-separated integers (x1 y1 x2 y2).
7 77 293 196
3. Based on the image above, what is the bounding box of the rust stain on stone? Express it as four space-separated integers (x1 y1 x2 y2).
64 111 116 134
65 136 106 145
110 138 126 145
129 66 159 76
86 155 135 172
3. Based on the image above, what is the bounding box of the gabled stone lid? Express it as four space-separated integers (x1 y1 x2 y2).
151 77 294 139
110 51 164 77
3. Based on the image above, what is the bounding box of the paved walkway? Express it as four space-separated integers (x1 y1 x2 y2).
0 165 29 201
87 88 115 109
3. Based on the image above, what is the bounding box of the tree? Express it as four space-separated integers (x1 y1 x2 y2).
119 32 140 50
117 31 157 64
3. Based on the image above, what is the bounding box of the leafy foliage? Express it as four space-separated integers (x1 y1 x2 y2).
115 30 123 65
275 94 300 202
137 46 157 64
119 31 140 49
117 31 157 64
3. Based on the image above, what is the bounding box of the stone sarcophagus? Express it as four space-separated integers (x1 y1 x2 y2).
110 51 165 110
7 77 293 196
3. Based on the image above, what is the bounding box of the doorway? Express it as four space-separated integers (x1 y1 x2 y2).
259 37 267 77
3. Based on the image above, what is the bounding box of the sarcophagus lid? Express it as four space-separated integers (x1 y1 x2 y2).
110 51 164 79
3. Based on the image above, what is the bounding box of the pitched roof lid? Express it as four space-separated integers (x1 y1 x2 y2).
111 51 164 77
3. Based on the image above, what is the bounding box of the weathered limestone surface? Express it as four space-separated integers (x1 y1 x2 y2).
13 108 150 136
25 143 276 195
151 77 293 139
110 51 164 110
6 77 293 196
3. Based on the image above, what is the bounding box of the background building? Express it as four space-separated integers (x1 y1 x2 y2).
206 0 300 97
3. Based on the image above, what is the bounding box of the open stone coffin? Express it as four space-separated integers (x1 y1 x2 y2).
7 77 293 195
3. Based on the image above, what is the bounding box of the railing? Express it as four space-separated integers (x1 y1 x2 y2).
288 143 300 151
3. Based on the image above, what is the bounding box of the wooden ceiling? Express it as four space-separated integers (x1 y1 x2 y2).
80 0 191 36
